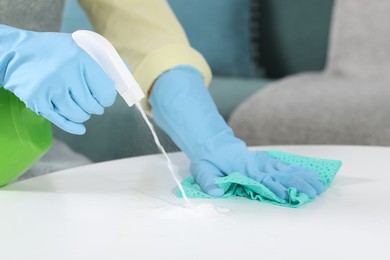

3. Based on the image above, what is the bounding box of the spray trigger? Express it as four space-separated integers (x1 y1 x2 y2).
72 30 145 107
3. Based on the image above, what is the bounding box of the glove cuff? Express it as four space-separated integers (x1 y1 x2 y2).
150 65 243 162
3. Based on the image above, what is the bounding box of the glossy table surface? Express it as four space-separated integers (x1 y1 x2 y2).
0 145 389 260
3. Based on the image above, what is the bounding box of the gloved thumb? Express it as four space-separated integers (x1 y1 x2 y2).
190 160 225 197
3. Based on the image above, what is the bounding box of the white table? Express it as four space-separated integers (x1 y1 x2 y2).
0 145 389 260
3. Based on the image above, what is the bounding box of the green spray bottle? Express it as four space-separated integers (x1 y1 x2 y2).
0 30 144 187
0 87 52 187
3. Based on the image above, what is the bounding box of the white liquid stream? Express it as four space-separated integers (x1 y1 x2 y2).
135 102 229 219
135 102 192 205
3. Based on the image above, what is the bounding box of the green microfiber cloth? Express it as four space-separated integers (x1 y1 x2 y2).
178 151 342 208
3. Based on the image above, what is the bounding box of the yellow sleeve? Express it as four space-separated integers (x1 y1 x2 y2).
79 0 212 110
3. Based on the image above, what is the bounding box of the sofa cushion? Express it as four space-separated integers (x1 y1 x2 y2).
326 0 390 80
168 0 261 77
259 0 334 78
229 73 390 145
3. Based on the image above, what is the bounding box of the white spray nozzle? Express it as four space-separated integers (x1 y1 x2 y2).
72 30 145 107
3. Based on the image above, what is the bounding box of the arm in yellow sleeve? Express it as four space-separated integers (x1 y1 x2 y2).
79 0 212 110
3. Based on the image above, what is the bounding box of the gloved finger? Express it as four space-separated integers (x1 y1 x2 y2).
259 175 289 200
276 175 318 199
52 94 91 123
274 160 297 172
261 156 294 175
255 151 290 174
259 153 326 195
290 168 326 195
262 158 324 198
41 109 86 135
190 161 225 197
69 84 104 115
82 53 117 107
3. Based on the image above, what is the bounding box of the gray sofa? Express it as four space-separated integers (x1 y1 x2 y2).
229 0 390 146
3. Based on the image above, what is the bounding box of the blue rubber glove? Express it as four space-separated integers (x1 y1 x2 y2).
149 66 325 199
0 25 116 134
